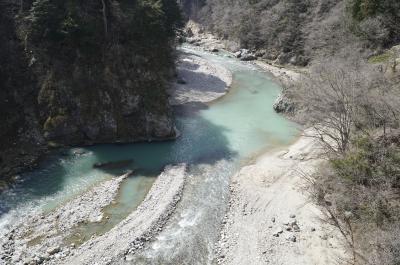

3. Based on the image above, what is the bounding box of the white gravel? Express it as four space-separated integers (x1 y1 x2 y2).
169 52 232 105
54 164 187 265
0 172 129 265
215 129 350 265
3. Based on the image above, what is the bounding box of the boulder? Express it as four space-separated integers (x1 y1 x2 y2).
286 234 297 242
234 51 242 58
273 93 294 114
240 54 257 61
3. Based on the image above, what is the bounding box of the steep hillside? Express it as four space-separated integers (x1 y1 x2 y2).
0 0 182 183
180 0 400 65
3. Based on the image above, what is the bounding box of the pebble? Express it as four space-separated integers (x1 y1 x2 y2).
286 234 297 242
289 214 296 218
273 227 283 237
47 246 61 255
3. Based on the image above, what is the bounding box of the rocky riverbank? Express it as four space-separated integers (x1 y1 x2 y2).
182 20 306 116
0 165 187 265
0 39 234 265
0 172 130 265
56 164 186 265
169 50 232 105
215 129 349 264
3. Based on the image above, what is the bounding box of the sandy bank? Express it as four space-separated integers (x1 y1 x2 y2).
216 129 349 265
169 51 232 105
0 172 129 265
54 164 186 265
254 61 302 86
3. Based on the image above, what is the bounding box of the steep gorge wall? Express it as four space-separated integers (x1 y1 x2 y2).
0 0 182 183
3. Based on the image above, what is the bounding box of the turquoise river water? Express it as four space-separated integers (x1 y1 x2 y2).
0 46 299 264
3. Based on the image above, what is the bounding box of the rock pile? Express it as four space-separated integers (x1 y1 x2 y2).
269 214 303 242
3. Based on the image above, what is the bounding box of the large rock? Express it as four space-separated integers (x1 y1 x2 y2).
234 51 242 58
273 93 295 114
234 49 257 61
0 0 180 183
240 54 257 61
209 47 219 53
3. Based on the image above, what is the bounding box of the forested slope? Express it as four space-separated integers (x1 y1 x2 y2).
0 0 182 184
181 0 400 65
181 1 400 265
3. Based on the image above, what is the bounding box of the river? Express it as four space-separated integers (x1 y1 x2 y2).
0 46 298 264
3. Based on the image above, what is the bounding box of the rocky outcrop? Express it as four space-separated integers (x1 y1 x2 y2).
234 49 257 61
273 93 295 114
0 1 45 186
0 0 182 184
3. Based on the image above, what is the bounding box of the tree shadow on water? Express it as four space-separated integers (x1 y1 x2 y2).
0 102 236 218
90 111 237 175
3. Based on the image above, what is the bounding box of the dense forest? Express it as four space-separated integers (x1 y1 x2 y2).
0 0 182 184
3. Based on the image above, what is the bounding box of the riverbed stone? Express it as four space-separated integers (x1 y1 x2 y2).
47 246 61 255
273 227 283 237
286 234 297 242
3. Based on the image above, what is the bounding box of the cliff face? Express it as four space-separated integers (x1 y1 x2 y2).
0 0 182 182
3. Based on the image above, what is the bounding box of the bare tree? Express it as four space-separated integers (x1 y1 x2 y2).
293 59 368 154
